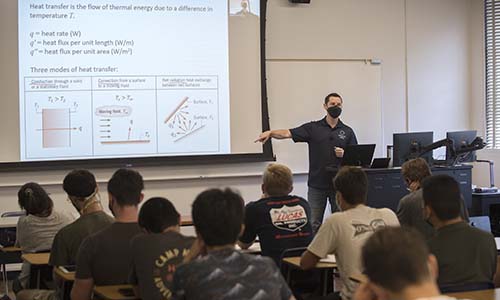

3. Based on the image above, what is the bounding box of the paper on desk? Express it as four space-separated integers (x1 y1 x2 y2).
320 254 336 263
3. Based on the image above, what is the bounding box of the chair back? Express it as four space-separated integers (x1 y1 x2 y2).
1 211 26 218
279 247 307 269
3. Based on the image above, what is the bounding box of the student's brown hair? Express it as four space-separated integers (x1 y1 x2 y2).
18 182 53 217
401 158 432 183
362 227 431 293
262 163 293 197
333 166 367 205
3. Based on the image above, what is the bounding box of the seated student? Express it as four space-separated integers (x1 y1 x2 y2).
397 159 469 241
71 168 144 300
17 170 114 300
353 227 454 300
238 163 313 266
129 197 194 300
300 167 399 300
173 188 295 300
422 174 497 289
14 182 73 292
397 158 434 239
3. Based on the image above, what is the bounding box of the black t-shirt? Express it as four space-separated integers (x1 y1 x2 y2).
239 195 314 265
75 222 142 285
129 231 195 300
290 118 357 190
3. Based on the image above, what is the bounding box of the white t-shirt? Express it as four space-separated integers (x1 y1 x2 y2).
307 205 399 300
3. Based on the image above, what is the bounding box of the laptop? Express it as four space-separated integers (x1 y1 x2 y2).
370 157 390 169
340 144 376 167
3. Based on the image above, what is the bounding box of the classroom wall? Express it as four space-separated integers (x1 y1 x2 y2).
0 0 482 216
406 0 473 146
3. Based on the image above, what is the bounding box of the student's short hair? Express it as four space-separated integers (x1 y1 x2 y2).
107 168 144 206
63 169 97 198
422 175 461 221
324 92 343 104
18 182 53 217
192 188 244 247
401 158 432 183
333 167 367 205
139 197 180 233
362 227 431 293
262 163 293 197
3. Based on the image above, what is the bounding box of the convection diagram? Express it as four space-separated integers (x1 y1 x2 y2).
95 105 151 145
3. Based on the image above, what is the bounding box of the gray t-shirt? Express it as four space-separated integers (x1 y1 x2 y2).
129 231 194 300
16 210 74 288
397 190 435 240
50 211 114 267
429 222 497 286
173 248 292 300
16 210 74 252
75 222 142 285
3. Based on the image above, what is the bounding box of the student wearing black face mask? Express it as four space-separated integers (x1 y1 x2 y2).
255 92 358 232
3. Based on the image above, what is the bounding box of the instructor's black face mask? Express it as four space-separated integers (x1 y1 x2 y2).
327 106 342 118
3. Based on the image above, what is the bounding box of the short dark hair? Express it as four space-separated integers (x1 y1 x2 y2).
107 168 144 206
401 158 432 183
422 175 461 221
63 169 97 198
333 167 367 205
139 197 180 233
362 227 431 293
192 188 244 247
18 182 53 217
324 92 343 104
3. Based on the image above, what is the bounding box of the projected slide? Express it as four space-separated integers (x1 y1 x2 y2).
18 1 231 161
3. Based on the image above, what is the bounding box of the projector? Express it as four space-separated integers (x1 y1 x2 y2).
289 0 311 3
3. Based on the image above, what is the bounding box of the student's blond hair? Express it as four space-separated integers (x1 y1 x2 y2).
262 163 293 197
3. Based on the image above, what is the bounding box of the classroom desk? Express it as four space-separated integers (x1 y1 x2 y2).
349 273 367 284
54 267 75 300
180 215 192 227
21 252 51 289
446 288 500 300
94 284 139 300
282 256 337 296
235 242 261 254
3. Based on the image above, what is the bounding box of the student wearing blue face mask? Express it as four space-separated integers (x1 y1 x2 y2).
255 92 358 232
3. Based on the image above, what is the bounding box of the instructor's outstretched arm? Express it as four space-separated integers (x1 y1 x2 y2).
255 129 292 143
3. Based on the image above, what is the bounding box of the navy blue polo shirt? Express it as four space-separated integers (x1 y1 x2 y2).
290 118 357 190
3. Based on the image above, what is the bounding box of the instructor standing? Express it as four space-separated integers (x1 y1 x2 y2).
256 93 358 231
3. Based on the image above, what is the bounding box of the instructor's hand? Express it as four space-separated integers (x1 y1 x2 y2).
255 131 272 143
335 147 344 158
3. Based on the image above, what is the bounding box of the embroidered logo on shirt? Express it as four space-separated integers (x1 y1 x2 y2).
270 205 308 232
338 130 346 140
351 219 387 237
